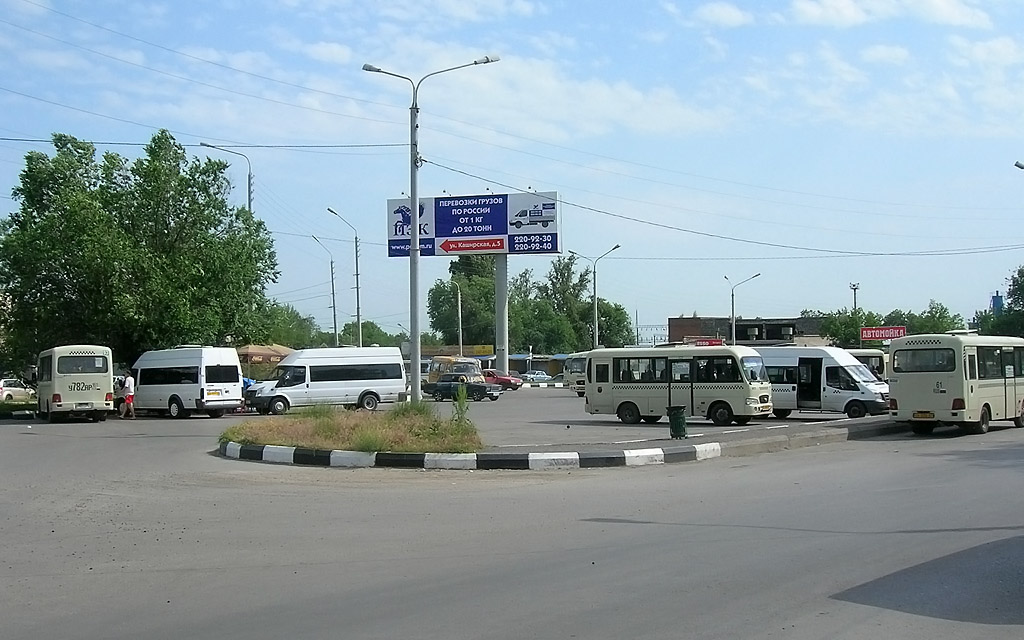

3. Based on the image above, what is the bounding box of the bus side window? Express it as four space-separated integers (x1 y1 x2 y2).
596 364 609 383
586 359 591 383
968 354 978 380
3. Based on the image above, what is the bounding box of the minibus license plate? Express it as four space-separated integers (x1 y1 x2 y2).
208 389 221 397
913 411 934 419
75 403 91 409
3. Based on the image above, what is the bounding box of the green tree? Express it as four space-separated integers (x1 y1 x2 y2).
339 320 403 347
812 308 885 348
265 304 318 348
0 131 277 365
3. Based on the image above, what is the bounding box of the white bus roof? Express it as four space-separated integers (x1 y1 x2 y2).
891 334 1024 348
279 347 403 365
588 345 763 358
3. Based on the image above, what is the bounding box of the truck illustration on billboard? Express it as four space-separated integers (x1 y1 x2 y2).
510 202 556 228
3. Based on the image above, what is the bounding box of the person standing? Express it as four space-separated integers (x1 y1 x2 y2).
120 370 136 419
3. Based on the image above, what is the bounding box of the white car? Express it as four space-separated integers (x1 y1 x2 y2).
1 378 35 402
521 370 553 383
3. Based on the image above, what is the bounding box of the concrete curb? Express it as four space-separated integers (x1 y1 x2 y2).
520 382 566 388
0 410 34 420
217 419 909 470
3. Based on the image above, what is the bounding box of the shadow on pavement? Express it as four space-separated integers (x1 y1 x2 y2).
832 534 1024 625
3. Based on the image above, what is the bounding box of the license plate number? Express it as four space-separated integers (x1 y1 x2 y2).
75 403 91 409
208 390 221 397
913 411 935 419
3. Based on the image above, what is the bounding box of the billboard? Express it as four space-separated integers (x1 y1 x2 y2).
860 326 907 341
387 191 560 257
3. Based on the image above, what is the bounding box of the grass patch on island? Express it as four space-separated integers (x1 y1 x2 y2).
0 401 35 414
219 394 482 454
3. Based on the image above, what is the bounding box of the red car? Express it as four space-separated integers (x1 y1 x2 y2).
483 369 523 391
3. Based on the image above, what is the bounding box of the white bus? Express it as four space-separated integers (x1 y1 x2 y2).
888 331 1024 435
848 348 888 381
246 347 407 414
35 345 114 423
129 346 244 418
584 345 773 426
755 346 889 419
563 351 588 397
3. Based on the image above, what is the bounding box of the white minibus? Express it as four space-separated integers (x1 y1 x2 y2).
888 331 1024 435
848 348 888 381
755 346 889 419
563 351 588 397
35 345 114 422
584 345 772 426
246 347 407 414
129 346 243 418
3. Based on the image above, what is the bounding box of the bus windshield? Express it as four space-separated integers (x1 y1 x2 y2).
893 348 956 373
848 364 879 383
565 357 586 375
740 356 768 383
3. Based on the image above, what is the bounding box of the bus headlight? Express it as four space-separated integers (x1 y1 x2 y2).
745 397 759 406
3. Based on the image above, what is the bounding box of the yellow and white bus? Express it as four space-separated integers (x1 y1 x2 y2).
584 345 773 425
563 351 588 397
888 331 1024 435
35 344 115 423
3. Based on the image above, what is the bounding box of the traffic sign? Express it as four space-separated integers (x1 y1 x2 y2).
387 191 560 257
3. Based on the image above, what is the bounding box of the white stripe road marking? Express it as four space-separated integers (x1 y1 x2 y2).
721 428 750 434
764 425 790 430
528 452 581 469
624 448 665 466
693 442 722 461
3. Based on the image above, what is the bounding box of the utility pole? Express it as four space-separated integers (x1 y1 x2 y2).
452 281 463 356
312 235 338 347
327 208 362 347
851 282 861 347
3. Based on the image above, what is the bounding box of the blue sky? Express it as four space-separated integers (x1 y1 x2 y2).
2 0 1024 340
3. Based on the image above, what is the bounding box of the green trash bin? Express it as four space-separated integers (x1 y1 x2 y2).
667 405 687 439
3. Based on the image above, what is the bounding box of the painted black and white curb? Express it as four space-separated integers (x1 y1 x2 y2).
218 419 907 470
520 382 566 388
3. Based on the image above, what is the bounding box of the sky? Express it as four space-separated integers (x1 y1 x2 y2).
2 0 1024 342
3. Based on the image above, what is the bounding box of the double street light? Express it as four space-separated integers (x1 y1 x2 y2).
326 207 362 347
725 273 761 346
569 244 621 349
199 142 253 212
362 55 500 402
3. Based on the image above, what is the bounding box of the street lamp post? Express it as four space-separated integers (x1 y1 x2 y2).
312 235 338 347
851 282 861 347
327 207 362 347
725 273 761 345
452 281 463 357
569 244 621 349
199 142 252 212
362 55 500 402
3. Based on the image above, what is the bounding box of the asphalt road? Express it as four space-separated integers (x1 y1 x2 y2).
2 391 1023 639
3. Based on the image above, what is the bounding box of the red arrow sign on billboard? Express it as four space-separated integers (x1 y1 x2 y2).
439 237 506 253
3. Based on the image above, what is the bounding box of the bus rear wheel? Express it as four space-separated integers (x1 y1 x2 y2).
617 402 641 425
733 416 751 426
641 415 661 424
772 409 792 419
968 406 991 435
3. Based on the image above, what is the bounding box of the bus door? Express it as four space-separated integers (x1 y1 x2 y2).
964 346 978 416
797 357 822 409
1001 347 1016 419
668 358 693 418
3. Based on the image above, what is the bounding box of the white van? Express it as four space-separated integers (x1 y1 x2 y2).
755 346 889 419
246 347 407 414
35 345 114 422
129 346 243 418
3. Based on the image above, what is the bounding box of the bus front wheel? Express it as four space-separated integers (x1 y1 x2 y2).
708 402 734 426
772 409 792 419
845 401 867 420
733 416 751 426
617 402 641 425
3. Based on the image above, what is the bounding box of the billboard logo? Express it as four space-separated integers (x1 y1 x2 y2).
392 202 428 237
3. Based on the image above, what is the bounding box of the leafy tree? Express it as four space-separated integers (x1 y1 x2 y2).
0 131 277 365
339 320 403 347
811 308 885 348
265 303 318 348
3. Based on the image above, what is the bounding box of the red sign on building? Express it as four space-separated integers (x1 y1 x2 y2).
860 326 907 341
693 338 725 346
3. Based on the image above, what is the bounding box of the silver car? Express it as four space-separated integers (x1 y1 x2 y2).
1 378 35 402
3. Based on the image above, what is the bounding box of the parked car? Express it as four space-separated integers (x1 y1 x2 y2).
432 372 502 402
1 378 35 402
483 369 523 391
521 370 553 383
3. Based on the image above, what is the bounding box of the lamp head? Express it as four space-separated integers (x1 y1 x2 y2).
474 55 500 64
362 63 382 72
199 142 213 148
1016 161 1024 170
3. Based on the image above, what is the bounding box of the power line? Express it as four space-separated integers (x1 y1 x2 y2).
425 159 1024 258
0 137 404 149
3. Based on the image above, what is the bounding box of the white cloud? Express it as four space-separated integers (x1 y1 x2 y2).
693 2 754 27
790 0 991 28
301 42 353 65
860 44 910 64
948 35 1024 68
660 1 683 18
